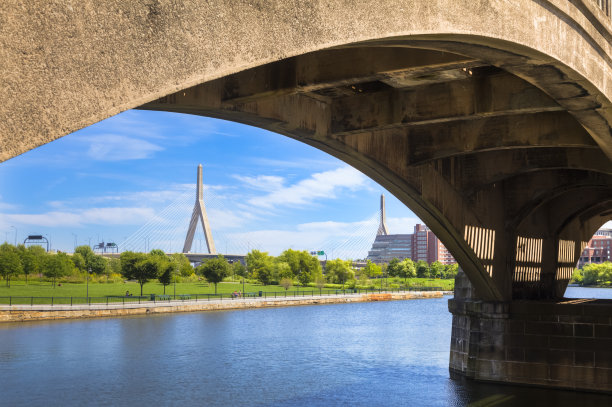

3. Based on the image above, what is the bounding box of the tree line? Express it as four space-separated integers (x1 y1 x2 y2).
572 262 612 286
0 242 458 293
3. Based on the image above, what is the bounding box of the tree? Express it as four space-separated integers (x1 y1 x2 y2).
75 244 107 275
273 261 293 283
0 249 22 287
326 259 354 288
89 254 108 274
75 245 95 265
278 249 301 276
280 277 293 291
19 245 47 284
315 275 326 294
571 268 583 285
107 257 122 275
44 253 72 287
387 258 404 277
232 261 246 278
169 253 194 277
71 252 86 272
120 252 158 295
364 260 382 278
120 251 147 280
131 257 161 296
246 250 273 285
399 258 416 283
297 264 312 287
582 263 600 285
429 261 444 279
158 262 175 294
278 249 321 282
196 255 229 294
149 249 167 258
443 263 459 279
416 260 430 278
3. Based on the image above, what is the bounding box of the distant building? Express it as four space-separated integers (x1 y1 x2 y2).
367 224 455 265
578 230 612 268
366 194 455 264
594 228 612 238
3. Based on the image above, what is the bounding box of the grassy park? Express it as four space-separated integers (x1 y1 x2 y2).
0 276 452 302
0 243 455 304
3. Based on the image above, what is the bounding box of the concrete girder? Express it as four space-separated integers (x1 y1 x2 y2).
329 70 563 134
142 50 611 301
367 38 612 160
333 111 596 167
218 47 480 104
3 1 612 303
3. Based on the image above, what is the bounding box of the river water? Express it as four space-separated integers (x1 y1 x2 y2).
1 288 611 406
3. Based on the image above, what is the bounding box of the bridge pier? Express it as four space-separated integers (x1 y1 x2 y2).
449 270 612 393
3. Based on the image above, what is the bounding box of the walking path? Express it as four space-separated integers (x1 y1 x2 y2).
0 291 446 322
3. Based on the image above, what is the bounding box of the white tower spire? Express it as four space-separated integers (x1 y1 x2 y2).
183 164 216 254
377 194 389 236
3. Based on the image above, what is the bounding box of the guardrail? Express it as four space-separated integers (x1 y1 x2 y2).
0 286 445 306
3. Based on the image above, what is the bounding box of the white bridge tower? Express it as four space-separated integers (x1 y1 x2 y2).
183 164 216 254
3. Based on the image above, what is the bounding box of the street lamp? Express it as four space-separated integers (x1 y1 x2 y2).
86 266 91 300
173 264 177 299
10 226 17 246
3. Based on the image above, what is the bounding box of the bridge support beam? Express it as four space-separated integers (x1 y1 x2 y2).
449 270 612 392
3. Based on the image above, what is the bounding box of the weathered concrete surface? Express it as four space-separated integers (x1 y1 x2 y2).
449 270 612 393
2 0 612 391
1 1 612 302
0 291 442 323
2 0 612 160
449 297 612 393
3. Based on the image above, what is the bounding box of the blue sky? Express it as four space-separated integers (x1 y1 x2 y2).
0 110 422 258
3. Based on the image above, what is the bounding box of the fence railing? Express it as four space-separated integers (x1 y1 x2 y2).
0 286 445 307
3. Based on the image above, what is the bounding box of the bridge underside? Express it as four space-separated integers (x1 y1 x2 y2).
3 0 612 393
141 43 612 302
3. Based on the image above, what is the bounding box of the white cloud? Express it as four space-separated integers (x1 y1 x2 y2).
2 207 155 228
207 207 251 229
82 134 163 161
224 215 380 258
233 175 285 192
386 216 421 235
0 197 17 211
247 166 368 209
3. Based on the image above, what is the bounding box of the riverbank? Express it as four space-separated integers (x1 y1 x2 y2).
0 291 445 323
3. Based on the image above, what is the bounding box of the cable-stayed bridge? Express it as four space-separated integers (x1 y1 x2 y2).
118 166 382 260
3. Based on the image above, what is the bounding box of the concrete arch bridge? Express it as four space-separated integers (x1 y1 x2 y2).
2 0 612 392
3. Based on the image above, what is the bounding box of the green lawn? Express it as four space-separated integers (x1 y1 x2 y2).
0 277 452 304
0 280 316 298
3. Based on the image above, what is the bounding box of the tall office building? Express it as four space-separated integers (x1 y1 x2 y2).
367 195 455 264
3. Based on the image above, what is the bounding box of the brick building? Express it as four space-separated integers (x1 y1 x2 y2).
578 229 612 268
367 223 455 265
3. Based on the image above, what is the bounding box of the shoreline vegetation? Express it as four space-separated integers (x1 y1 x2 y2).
571 262 612 288
0 243 456 300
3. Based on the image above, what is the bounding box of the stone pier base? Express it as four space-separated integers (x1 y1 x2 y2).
448 296 612 392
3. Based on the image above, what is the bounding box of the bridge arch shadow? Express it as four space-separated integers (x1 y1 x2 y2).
128 37 612 302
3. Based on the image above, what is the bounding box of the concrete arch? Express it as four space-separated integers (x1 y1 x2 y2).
1 1 612 301
2 0 612 160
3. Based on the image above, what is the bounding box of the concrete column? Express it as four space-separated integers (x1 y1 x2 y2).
449 270 612 392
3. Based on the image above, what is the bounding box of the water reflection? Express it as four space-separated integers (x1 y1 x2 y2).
0 291 611 406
